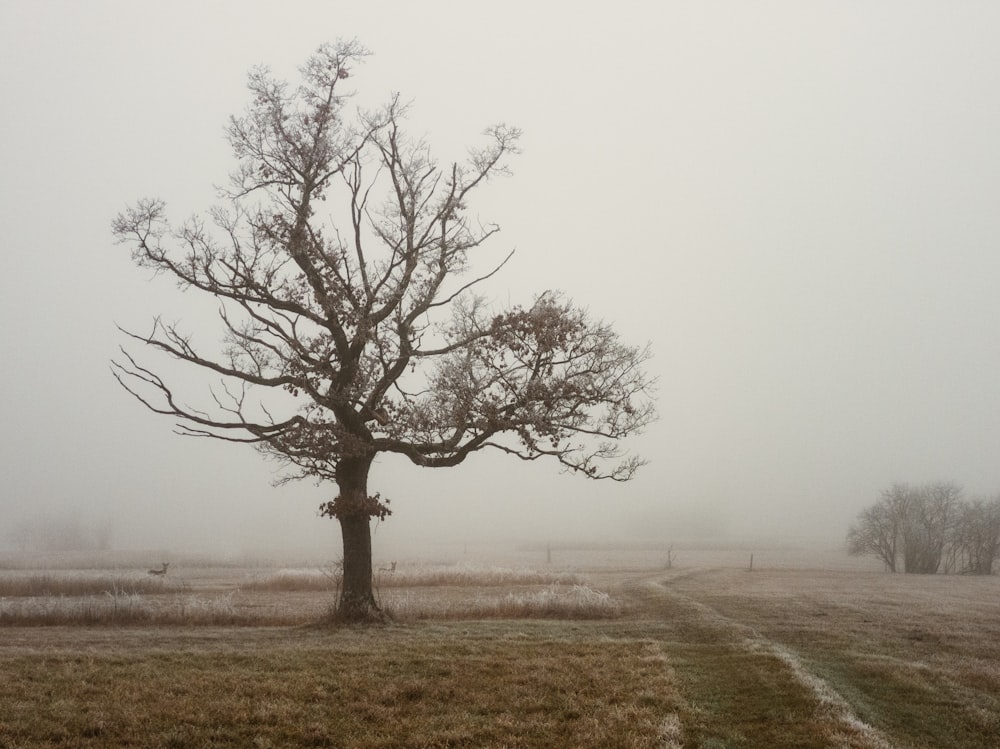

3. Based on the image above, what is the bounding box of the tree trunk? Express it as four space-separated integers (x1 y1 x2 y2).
338 513 380 621
332 455 383 623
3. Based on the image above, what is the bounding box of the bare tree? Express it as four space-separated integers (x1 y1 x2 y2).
111 42 656 621
847 488 902 572
901 481 960 574
848 481 965 574
949 497 1000 575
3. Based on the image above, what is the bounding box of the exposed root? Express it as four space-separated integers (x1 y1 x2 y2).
326 593 390 625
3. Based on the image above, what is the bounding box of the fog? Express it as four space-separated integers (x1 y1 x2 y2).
2 2 999 560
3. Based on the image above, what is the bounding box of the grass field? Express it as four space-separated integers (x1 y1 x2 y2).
0 546 998 747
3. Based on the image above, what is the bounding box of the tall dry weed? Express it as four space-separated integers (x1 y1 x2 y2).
0 591 271 626
0 573 180 597
385 584 621 620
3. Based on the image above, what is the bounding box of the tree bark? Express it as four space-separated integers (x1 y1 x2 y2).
338 513 380 621
333 455 383 622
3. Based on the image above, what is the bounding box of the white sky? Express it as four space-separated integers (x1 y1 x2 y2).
2 1 1000 559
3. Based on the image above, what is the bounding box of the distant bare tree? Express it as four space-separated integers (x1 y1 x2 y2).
849 481 979 574
948 497 1000 575
111 42 656 622
901 481 960 574
847 487 903 572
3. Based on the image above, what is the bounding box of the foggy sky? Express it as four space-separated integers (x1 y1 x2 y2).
2 1 1000 559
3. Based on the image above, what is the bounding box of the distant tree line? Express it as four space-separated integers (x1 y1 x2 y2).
847 482 1000 574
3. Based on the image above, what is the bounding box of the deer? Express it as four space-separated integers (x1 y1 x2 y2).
147 562 169 576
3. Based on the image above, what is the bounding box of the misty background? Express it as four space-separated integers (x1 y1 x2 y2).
2 2 999 560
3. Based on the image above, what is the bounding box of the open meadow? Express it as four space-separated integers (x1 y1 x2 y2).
1 545 998 748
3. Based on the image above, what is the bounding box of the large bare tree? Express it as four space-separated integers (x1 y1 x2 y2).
111 42 656 621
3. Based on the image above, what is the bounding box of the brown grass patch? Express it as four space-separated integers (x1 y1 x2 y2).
0 624 679 748
0 573 181 597
0 591 271 626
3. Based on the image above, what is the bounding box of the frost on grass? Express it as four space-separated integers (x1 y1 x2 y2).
242 562 584 592
241 567 341 592
0 573 180 597
384 563 585 588
0 591 246 626
385 584 622 620
761 643 896 749
659 714 685 748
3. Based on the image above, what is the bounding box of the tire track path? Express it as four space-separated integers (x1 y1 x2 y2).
619 570 893 749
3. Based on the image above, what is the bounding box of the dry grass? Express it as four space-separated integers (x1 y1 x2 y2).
0 550 286 571
379 563 584 587
240 566 341 592
241 562 584 592
383 583 622 620
1 547 998 747
0 573 181 597
635 564 1000 748
0 562 617 626
0 590 283 626
0 624 679 749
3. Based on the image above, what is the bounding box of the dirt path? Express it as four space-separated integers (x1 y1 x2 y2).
617 569 894 749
